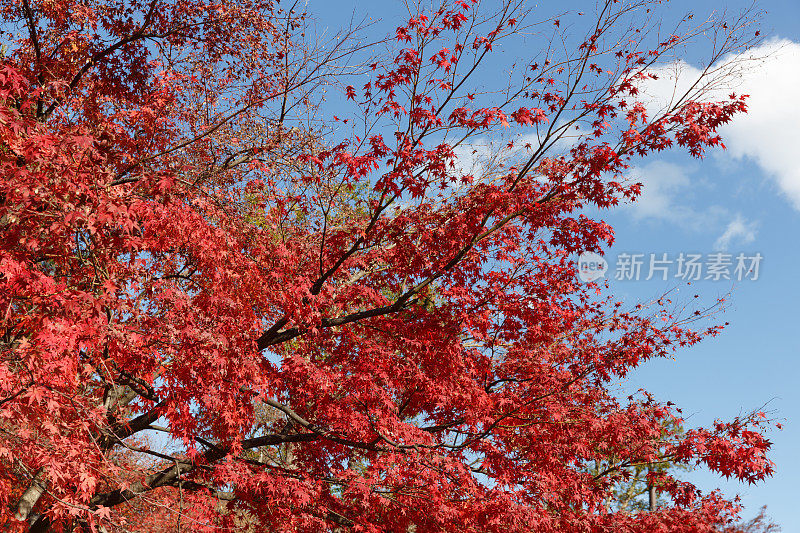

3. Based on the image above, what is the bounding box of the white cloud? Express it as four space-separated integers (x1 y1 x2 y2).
623 163 758 251
717 40 800 210
518 121 589 155
713 215 758 251
449 140 492 179
627 161 691 220
624 161 726 229
636 39 800 210
631 59 706 116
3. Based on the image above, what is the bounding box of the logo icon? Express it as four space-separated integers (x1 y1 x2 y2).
578 252 608 283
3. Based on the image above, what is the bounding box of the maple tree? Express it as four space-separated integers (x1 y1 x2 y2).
0 0 777 531
723 506 782 533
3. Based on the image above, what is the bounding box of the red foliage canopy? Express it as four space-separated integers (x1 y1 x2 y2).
0 0 774 531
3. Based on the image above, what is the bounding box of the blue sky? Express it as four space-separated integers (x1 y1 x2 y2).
308 0 800 527
596 0 800 526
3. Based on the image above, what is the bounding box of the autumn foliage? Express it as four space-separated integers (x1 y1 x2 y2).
0 0 775 531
